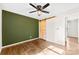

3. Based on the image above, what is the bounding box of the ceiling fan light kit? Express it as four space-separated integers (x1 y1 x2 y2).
37 11 42 16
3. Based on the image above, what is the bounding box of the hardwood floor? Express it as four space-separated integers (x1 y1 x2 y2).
0 38 79 55
65 37 79 55
0 39 63 55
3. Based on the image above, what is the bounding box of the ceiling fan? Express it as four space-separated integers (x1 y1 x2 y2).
29 3 50 16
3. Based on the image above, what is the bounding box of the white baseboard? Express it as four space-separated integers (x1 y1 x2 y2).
45 39 65 46
2 38 39 49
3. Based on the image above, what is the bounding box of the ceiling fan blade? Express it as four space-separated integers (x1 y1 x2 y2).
42 3 50 9
29 11 37 13
29 3 37 9
41 10 49 14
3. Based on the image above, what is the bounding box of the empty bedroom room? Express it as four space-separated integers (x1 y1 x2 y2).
0 3 79 55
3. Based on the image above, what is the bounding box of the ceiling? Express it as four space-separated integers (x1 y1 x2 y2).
1 3 79 20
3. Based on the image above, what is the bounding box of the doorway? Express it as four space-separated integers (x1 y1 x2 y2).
65 18 78 50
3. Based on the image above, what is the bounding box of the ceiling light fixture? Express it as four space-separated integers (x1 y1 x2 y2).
37 11 42 16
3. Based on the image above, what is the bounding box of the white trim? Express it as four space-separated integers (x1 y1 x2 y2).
2 38 38 49
46 39 65 46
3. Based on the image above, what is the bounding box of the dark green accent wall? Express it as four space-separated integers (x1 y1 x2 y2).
2 10 39 46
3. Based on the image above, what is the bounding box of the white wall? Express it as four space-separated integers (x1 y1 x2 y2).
78 18 79 43
46 16 65 46
0 4 2 52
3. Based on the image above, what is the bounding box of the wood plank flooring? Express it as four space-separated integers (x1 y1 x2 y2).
0 38 79 55
65 37 79 55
